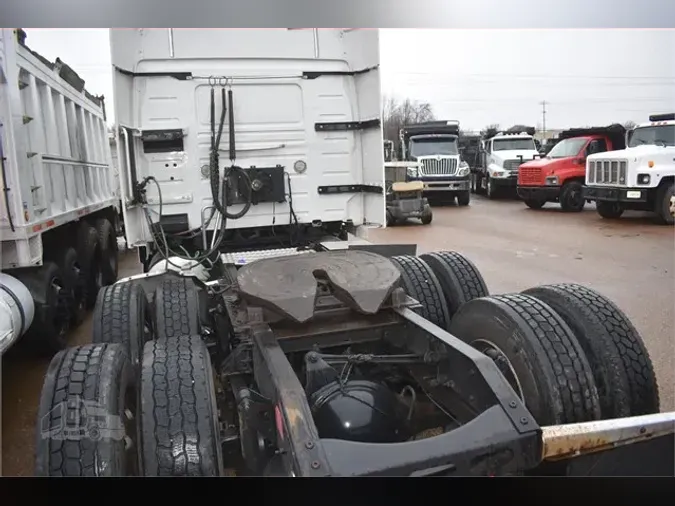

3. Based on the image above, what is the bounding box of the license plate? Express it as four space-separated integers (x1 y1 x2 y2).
626 191 641 199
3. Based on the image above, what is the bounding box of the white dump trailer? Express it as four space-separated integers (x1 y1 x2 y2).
111 28 385 271
0 29 120 355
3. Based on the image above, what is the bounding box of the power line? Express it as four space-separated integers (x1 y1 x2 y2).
541 100 547 137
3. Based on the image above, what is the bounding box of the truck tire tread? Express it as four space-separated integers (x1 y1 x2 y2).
449 294 601 425
390 255 450 330
93 281 152 381
523 283 659 417
140 335 222 476
154 276 200 339
35 343 131 476
419 251 489 318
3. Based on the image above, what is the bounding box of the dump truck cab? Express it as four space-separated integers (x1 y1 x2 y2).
583 113 675 225
399 121 471 205
517 124 626 212
473 129 540 199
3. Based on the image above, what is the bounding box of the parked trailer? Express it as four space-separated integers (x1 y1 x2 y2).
0 29 120 355
34 28 674 477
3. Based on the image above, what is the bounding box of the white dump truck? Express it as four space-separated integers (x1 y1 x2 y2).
583 113 675 225
32 29 674 478
0 29 120 356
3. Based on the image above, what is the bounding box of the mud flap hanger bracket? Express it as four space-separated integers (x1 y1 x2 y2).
314 118 381 132
317 185 383 195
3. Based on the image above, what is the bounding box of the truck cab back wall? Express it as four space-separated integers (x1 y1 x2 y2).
111 29 385 247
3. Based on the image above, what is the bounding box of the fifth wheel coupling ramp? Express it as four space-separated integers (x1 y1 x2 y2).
236 250 402 323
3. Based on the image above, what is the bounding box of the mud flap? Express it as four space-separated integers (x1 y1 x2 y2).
541 412 675 476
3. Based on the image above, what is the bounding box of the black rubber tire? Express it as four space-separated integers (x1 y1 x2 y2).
92 281 153 384
140 335 223 476
486 176 498 200
456 191 470 206
522 284 660 418
96 217 119 286
419 251 489 319
13 261 70 356
559 181 585 212
420 207 432 225
154 276 201 339
35 343 134 476
524 199 546 210
596 201 623 219
51 246 87 327
390 255 451 330
448 294 601 426
654 181 674 225
76 222 103 309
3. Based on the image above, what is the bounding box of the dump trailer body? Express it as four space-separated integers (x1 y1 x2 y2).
110 29 385 249
0 29 118 269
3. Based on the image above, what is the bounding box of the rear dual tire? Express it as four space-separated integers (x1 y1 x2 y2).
35 343 137 476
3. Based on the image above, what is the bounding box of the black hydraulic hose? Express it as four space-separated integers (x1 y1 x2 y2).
228 88 236 162
0 139 15 232
222 87 252 220
210 87 227 215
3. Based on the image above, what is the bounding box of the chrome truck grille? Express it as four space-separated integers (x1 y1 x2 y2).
420 158 458 176
587 159 628 186
503 159 523 171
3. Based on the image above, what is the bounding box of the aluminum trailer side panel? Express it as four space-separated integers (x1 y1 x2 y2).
110 29 384 248
0 29 118 269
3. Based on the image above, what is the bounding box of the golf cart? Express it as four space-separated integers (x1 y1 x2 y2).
385 160 433 226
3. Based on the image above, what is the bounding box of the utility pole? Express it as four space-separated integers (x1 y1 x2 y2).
540 100 547 139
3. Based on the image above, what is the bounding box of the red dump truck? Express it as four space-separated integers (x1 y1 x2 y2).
517 124 626 212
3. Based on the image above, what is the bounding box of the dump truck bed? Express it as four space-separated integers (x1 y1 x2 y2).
0 29 117 269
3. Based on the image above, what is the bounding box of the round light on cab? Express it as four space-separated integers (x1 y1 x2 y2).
294 160 307 174
648 160 655 168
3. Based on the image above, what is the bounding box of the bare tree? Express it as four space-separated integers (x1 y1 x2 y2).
624 120 637 130
480 124 500 139
382 95 435 152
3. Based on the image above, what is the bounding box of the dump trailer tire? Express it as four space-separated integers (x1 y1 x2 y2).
96 218 119 286
449 294 601 426
140 335 223 476
153 276 200 339
522 284 659 418
50 246 87 327
419 251 489 319
76 223 103 309
35 343 134 476
92 282 153 384
13 261 70 356
390 255 450 330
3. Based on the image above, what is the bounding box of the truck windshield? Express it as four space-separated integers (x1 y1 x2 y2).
628 125 675 147
492 138 536 151
410 138 459 157
546 137 588 158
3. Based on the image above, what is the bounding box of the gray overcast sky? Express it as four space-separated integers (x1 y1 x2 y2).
22 28 675 132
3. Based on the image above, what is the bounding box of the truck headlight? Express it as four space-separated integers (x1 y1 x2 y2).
406 167 418 178
545 176 559 185
458 165 470 176
492 169 506 178
637 173 650 185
